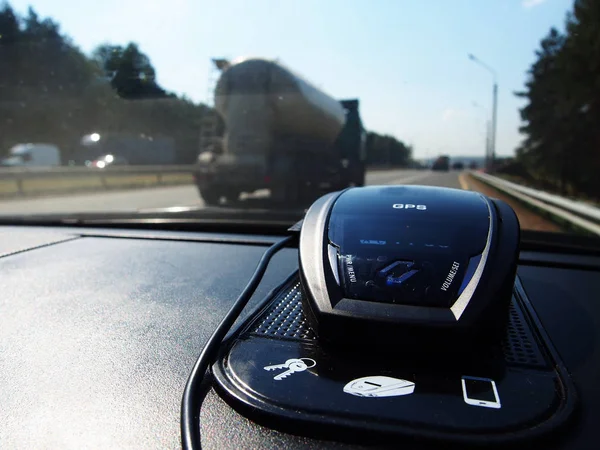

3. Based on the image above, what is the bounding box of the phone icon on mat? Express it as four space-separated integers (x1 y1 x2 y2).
461 376 501 409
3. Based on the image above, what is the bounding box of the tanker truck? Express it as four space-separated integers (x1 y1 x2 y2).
193 58 367 205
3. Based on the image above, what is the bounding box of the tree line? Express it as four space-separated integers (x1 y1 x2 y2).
0 4 208 164
515 0 600 199
0 2 411 166
365 132 412 167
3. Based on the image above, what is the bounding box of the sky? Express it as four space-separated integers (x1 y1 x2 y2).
10 0 574 159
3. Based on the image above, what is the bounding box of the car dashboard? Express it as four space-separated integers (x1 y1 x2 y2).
0 225 598 449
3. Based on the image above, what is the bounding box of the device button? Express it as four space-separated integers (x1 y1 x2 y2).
377 260 415 278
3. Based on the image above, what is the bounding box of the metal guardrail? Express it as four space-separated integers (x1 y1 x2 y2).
0 165 195 197
470 171 600 236
0 165 194 178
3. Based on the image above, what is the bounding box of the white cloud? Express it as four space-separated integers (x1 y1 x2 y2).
523 0 547 9
442 108 464 122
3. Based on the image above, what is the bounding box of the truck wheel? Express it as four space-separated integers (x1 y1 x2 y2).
357 170 366 187
352 165 366 187
222 189 240 205
198 186 222 206
298 184 320 205
283 181 300 205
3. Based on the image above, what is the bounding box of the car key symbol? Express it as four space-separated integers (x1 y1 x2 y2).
264 358 316 380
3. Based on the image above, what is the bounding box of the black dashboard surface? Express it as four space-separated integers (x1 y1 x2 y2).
517 265 599 450
0 226 598 449
0 227 297 449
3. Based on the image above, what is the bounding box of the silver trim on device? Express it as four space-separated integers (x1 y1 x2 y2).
328 244 341 285
450 198 493 320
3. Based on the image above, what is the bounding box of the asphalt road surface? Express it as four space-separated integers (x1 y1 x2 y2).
0 169 462 215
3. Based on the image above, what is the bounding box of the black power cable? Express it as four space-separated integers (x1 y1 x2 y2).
181 235 295 450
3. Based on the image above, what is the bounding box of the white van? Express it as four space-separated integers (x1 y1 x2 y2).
1 143 61 167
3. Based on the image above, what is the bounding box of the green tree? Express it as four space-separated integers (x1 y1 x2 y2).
0 4 99 154
0 2 210 163
516 28 568 191
516 0 600 198
0 4 24 96
93 43 167 99
365 132 412 167
562 0 600 197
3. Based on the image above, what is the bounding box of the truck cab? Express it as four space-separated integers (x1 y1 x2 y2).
1 143 61 167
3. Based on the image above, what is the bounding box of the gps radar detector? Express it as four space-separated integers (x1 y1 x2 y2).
298 185 520 352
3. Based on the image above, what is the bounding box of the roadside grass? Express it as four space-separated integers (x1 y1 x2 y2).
467 173 595 237
495 173 600 208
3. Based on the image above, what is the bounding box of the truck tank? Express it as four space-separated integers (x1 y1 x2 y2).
214 58 345 155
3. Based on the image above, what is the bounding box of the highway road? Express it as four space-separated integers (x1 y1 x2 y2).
0 169 462 215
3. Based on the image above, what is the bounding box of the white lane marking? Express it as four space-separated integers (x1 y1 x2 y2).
458 173 470 190
366 170 421 183
375 172 437 186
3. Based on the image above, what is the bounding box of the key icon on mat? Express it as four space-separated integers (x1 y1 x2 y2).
264 358 316 380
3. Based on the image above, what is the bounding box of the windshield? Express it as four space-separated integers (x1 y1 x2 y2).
0 0 597 239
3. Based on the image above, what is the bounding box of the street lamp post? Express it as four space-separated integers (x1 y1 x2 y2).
472 102 491 169
469 54 498 172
